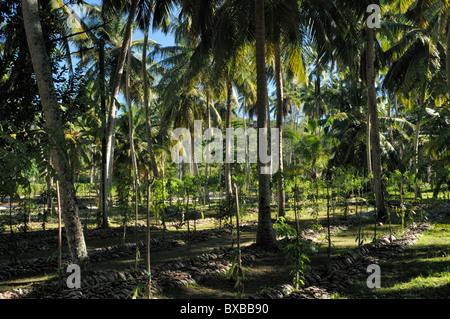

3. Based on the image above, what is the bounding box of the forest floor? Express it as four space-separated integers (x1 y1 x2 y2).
0 194 449 299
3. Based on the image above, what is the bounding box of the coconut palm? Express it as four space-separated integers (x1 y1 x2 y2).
331 0 390 220
104 0 138 218
265 0 305 218
22 0 89 268
382 0 448 199
254 0 276 246
153 28 213 201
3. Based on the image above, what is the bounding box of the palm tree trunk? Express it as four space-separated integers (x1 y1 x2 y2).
366 27 386 220
447 19 450 98
315 61 321 129
255 0 275 247
99 39 108 229
126 42 138 188
242 103 250 191
225 78 233 204
22 0 89 268
414 88 425 200
204 91 211 205
46 156 56 217
366 111 373 182
146 171 152 298
56 180 62 286
105 0 139 204
126 37 140 270
190 127 204 204
142 18 159 179
274 41 285 217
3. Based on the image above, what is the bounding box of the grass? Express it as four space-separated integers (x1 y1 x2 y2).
334 215 450 299
1 191 448 299
0 274 56 294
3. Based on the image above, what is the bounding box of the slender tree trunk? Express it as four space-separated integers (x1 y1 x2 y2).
414 89 425 200
126 43 138 185
225 79 233 204
255 0 275 247
387 96 391 118
394 93 398 116
46 156 56 217
99 39 108 229
242 103 250 191
56 180 62 287
125 37 140 270
366 27 386 220
274 41 285 217
204 91 211 205
9 196 13 236
315 61 321 128
146 172 154 298
366 111 373 184
22 0 89 268
142 18 159 179
326 182 331 262
105 0 139 202
90 156 95 184
447 19 450 98
190 127 204 204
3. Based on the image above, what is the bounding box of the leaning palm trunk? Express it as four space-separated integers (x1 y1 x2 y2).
105 0 139 213
255 0 276 247
126 39 140 270
142 19 159 179
22 0 89 267
366 27 386 220
274 41 285 218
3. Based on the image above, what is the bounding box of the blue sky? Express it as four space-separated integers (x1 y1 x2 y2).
70 1 176 108
81 0 176 48
73 1 276 117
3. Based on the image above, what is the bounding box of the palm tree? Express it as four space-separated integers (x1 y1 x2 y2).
141 12 160 179
154 32 210 201
22 0 89 268
63 0 164 226
235 45 257 190
447 18 450 98
45 0 111 228
366 22 387 220
254 0 275 247
382 0 448 200
397 0 450 96
104 0 139 219
335 0 388 220
264 0 305 218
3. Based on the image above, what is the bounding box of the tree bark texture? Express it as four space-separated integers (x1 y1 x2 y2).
255 0 276 247
447 19 450 98
22 0 89 267
225 79 233 204
366 27 386 220
274 41 285 218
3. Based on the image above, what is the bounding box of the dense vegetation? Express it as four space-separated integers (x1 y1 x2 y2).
0 0 448 300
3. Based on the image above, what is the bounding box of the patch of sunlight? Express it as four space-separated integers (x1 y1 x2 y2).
379 271 450 294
